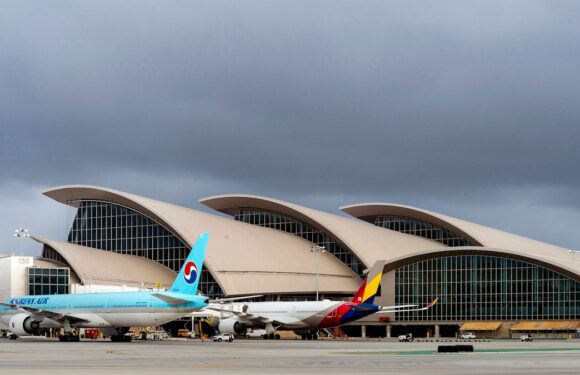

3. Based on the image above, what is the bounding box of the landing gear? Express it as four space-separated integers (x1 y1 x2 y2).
110 328 132 342
59 320 80 342
262 333 281 340
9 334 18 340
302 331 319 340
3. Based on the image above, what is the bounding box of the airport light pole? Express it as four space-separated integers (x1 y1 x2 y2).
13 228 30 256
311 245 326 301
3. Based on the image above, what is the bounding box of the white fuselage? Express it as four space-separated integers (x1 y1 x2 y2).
212 300 344 330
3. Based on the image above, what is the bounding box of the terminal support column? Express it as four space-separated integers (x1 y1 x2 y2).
361 325 366 338
434 324 440 338
386 325 392 338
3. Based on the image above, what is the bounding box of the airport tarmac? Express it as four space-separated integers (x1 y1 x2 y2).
1 338 580 375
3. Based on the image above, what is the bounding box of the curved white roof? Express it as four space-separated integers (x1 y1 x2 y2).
42 186 580 295
33 237 177 288
340 203 580 277
200 194 444 267
43 186 360 296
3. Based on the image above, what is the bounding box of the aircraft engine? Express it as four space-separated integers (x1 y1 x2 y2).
204 314 220 328
218 318 248 335
8 314 42 336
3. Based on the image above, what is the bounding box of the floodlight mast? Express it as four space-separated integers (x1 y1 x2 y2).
13 228 30 256
311 245 326 301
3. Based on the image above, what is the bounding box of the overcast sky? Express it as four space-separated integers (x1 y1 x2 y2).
1 1 580 256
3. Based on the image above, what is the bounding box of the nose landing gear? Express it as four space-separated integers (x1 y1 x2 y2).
261 333 281 340
58 320 80 342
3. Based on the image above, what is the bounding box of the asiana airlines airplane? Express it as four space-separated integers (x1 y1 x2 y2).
208 261 438 339
0 233 210 342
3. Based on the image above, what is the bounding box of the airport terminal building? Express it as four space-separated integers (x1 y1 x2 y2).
11 185 580 338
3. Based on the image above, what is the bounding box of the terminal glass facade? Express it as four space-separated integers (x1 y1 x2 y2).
373 216 475 247
66 200 224 298
28 267 69 295
234 208 365 277
396 255 580 321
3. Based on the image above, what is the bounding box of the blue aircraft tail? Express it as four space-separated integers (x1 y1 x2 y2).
170 232 208 294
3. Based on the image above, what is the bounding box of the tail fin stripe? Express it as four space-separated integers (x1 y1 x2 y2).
351 260 385 305
362 273 382 303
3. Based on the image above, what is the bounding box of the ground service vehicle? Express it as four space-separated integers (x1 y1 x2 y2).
398 333 414 342
212 333 234 342
521 334 533 342
460 332 477 339
177 329 194 338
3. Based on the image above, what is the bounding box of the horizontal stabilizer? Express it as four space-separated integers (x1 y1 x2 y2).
352 304 378 313
152 293 202 305
377 298 439 313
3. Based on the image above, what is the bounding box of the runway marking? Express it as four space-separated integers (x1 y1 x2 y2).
333 348 580 356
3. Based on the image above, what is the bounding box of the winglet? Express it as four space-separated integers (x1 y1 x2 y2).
427 298 439 308
170 232 208 294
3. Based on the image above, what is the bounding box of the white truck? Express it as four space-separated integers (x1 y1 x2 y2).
212 333 234 342
398 333 414 342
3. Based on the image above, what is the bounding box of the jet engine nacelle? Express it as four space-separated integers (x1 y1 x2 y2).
8 314 41 336
204 314 220 328
218 318 247 335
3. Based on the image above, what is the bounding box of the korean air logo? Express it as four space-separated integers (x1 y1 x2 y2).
183 261 198 284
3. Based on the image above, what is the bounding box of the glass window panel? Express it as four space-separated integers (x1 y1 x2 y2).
395 255 580 321
67 200 224 299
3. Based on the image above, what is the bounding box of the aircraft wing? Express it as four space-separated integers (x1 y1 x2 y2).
204 306 285 326
0 303 90 324
205 306 255 319
376 298 438 313
210 295 263 303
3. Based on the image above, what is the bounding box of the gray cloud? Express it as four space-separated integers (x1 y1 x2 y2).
1 1 580 254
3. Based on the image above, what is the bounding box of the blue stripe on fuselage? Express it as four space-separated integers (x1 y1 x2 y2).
5 291 206 312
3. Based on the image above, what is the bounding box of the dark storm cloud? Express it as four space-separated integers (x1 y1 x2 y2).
1 1 580 253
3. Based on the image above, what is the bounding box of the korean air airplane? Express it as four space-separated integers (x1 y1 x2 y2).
208 261 437 340
0 233 210 342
